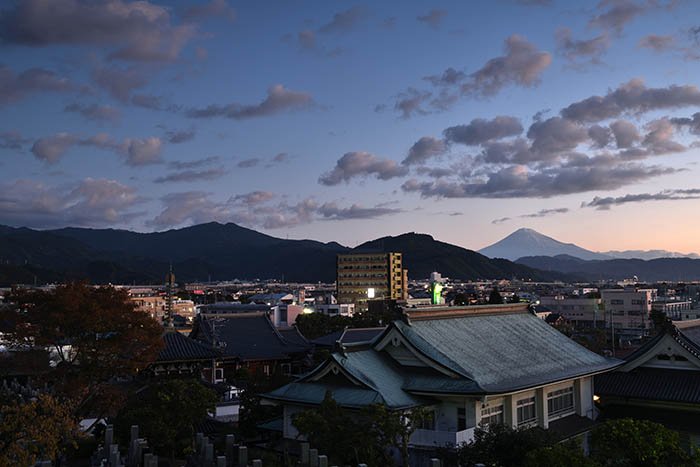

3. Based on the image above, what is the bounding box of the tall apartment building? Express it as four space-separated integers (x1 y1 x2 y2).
336 252 408 311
601 288 656 335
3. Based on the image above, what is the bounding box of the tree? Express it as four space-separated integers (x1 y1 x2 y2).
115 379 218 461
0 394 79 466
525 441 597 467
453 293 469 306
651 309 674 335
488 287 504 305
2 282 164 420
590 418 699 467
509 293 521 304
292 393 427 466
457 424 555 467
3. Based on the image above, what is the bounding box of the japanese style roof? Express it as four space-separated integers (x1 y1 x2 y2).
263 305 621 409
277 326 311 347
310 327 385 348
595 367 700 404
192 313 312 361
157 330 220 362
393 307 619 392
264 348 428 410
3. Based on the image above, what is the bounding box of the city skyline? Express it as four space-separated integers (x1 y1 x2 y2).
3 0 700 253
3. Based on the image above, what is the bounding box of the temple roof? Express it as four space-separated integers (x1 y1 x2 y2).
157 330 220 362
192 313 312 361
263 305 620 408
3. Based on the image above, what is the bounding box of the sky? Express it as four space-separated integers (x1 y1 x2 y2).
2 0 700 254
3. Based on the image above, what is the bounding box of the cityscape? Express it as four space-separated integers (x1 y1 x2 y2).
2 0 700 466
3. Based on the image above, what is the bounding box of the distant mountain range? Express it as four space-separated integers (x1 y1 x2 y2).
0 223 567 286
517 255 700 282
479 228 700 262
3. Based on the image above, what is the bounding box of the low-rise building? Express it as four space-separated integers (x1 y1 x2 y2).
601 288 656 336
539 295 603 328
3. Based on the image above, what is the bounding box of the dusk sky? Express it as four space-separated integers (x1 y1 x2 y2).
3 0 700 253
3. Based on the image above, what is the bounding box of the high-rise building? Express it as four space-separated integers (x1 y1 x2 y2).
336 252 407 311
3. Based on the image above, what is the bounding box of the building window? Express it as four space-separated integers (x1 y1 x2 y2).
417 410 435 430
610 299 624 305
457 407 467 431
480 404 504 428
517 397 536 426
547 387 574 418
281 363 292 376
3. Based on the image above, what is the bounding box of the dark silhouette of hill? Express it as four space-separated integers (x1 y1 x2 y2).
355 232 570 281
517 255 700 282
0 223 565 285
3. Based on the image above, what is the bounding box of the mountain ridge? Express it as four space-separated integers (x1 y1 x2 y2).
0 223 567 286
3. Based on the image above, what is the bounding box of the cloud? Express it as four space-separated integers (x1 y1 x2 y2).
237 158 260 168
186 84 314 119
588 124 613 148
148 191 398 229
92 66 147 102
521 207 569 218
319 151 409 185
588 0 646 34
182 0 236 21
609 119 640 148
561 79 700 122
0 65 72 106
527 117 588 155
403 137 447 165
318 6 367 34
491 207 568 223
444 116 523 146
317 202 402 220
582 188 700 209
462 35 552 97
64 103 120 122
642 118 685 155
0 0 196 62
169 156 220 170
401 162 676 199
154 167 227 183
393 87 432 119
31 133 78 163
0 178 144 228
232 191 275 205
124 137 162 165
0 131 31 150
272 152 289 163
670 112 700 134
424 67 467 87
639 34 675 52
417 9 447 29
30 132 163 166
390 35 551 117
555 28 609 65
165 129 195 144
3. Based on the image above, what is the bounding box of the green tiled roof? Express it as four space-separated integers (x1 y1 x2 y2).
399 311 620 392
263 309 621 410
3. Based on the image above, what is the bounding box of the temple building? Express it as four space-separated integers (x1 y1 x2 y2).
263 303 620 461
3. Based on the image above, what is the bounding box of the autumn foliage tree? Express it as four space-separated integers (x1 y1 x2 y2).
0 282 164 459
0 394 79 466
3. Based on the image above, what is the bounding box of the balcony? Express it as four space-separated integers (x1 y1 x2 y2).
410 427 475 447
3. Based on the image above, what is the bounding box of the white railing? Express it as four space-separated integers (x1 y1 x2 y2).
410 427 475 447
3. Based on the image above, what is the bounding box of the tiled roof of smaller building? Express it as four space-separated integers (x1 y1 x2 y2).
595 367 700 404
193 313 312 361
157 331 220 362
